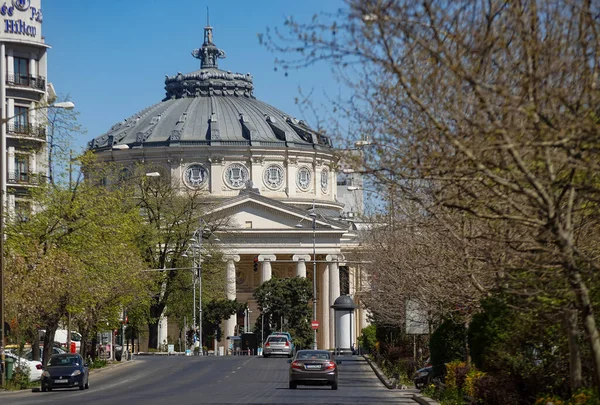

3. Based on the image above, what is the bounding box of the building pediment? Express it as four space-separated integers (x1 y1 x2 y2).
207 190 347 234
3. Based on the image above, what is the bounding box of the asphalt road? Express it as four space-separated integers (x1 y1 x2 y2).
0 355 419 405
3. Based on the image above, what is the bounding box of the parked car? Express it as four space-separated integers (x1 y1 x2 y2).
22 346 66 361
263 335 293 358
414 365 433 389
288 350 341 390
4 351 43 382
41 353 89 392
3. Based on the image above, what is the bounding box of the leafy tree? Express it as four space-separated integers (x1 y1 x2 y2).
253 276 312 349
5 155 151 364
202 299 245 344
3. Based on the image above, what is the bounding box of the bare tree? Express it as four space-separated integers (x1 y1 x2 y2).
265 0 600 387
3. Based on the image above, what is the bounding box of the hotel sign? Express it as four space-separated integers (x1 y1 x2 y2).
1 0 42 39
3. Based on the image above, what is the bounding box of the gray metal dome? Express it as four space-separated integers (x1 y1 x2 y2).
331 295 358 310
88 25 332 152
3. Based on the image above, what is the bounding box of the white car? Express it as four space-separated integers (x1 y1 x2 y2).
4 351 43 381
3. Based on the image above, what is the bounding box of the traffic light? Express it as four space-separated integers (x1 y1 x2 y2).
253 256 259 272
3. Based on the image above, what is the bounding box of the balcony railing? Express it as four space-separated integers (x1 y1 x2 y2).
6 73 46 91
6 123 46 140
7 171 45 185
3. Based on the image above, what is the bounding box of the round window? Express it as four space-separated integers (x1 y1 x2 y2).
183 164 209 189
296 167 312 191
263 164 285 190
224 163 250 189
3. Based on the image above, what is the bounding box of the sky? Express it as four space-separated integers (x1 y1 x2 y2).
42 0 346 152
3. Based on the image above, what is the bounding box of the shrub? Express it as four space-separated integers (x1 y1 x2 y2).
430 319 467 377
6 367 32 390
464 368 486 398
535 388 600 405
474 374 520 405
358 325 377 354
445 361 466 391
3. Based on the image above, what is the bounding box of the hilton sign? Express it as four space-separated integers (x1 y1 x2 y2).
1 0 42 38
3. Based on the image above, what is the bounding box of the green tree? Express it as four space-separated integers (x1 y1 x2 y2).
253 277 313 349
203 299 246 345
5 155 151 364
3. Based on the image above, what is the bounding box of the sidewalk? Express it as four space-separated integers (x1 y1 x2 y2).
363 355 440 405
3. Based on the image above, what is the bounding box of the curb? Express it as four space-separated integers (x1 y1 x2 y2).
89 358 137 375
362 354 397 389
362 355 441 405
412 394 440 405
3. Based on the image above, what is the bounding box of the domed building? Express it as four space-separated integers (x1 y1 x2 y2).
87 24 367 353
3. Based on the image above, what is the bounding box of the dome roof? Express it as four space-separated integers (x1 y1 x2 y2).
331 295 358 310
88 25 332 152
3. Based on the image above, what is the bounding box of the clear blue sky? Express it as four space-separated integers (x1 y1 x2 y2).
42 0 345 152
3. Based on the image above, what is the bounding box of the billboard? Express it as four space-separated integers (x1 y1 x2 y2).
405 299 429 335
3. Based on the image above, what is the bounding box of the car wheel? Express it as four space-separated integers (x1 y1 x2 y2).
85 380 89 389
48 388 52 392
41 387 47 392
331 381 338 390
79 382 85 390
263 354 269 358
289 381 297 389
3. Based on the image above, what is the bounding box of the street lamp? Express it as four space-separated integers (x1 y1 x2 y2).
0 100 75 386
184 220 220 355
295 200 318 350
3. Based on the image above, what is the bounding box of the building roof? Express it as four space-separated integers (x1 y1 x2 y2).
88 25 332 152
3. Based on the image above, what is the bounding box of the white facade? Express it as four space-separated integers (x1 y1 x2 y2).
90 23 371 352
0 0 50 216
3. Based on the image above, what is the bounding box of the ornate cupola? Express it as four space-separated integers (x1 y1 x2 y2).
163 25 254 99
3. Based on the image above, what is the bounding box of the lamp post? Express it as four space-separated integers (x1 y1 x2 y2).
296 200 318 350
310 203 317 350
185 220 220 356
0 101 75 387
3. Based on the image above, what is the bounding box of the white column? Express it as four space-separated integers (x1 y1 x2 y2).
29 57 35 79
320 263 330 349
223 255 240 340
327 254 341 349
348 266 356 296
258 254 276 284
7 147 14 183
292 254 310 278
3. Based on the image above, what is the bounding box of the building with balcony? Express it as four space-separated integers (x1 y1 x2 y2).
0 0 49 217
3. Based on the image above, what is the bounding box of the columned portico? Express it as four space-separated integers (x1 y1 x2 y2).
258 254 276 284
223 254 240 338
292 254 311 278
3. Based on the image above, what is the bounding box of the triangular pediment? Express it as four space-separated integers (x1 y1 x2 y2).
207 191 346 233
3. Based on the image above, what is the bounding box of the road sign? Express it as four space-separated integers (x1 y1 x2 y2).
311 320 319 330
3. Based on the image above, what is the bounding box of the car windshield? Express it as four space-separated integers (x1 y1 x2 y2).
297 351 330 360
49 356 80 366
267 336 287 343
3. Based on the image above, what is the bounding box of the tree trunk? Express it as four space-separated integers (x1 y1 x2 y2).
565 306 582 392
571 271 600 389
31 329 41 361
148 301 165 350
148 322 159 350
